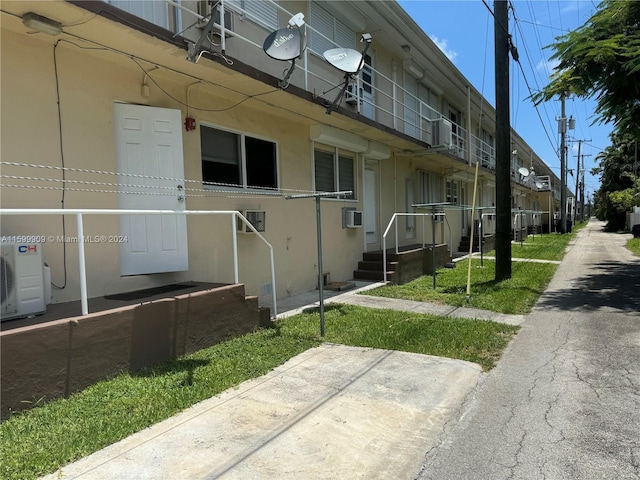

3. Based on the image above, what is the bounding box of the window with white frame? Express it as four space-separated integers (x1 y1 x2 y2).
420 171 443 204
309 1 355 54
108 0 171 29
200 125 277 189
446 180 459 204
403 76 419 138
227 0 279 30
314 146 355 199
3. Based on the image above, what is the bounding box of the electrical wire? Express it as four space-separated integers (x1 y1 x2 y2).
52 41 67 289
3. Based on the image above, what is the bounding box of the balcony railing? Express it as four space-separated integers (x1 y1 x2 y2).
108 0 489 163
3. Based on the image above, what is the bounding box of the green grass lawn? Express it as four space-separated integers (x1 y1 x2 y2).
627 237 640 256
486 222 585 261
0 305 517 480
366 228 586 314
365 259 556 314
4 228 582 480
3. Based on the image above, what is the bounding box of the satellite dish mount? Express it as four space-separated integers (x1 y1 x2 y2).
187 0 225 63
323 33 372 114
262 13 306 88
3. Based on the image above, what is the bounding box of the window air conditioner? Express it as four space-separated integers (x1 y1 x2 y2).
1 242 46 321
345 210 363 228
197 1 234 32
237 210 266 233
345 84 362 105
431 118 453 148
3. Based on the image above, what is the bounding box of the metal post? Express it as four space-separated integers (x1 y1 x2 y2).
431 204 436 289
76 213 88 316
269 245 277 319
395 218 399 255
315 196 325 337
232 213 239 284
480 208 484 268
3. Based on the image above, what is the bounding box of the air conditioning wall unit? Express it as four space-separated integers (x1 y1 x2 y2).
197 0 234 32
1 242 46 321
237 210 266 233
431 118 453 148
343 208 363 228
345 84 362 105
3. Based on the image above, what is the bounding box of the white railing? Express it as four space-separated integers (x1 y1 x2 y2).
0 209 277 318
470 134 496 169
381 212 446 283
155 0 469 155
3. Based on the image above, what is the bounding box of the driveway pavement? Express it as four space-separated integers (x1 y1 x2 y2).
42 344 482 480
42 219 638 480
417 219 640 479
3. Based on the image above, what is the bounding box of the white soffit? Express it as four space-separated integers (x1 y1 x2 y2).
363 141 391 160
310 125 368 152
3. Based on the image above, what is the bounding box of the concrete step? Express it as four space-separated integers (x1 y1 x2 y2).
357 260 399 271
353 269 395 281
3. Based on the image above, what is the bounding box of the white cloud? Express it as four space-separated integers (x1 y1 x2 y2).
537 58 560 78
429 35 458 62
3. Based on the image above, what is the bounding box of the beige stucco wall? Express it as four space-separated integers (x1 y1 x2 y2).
1 27 366 304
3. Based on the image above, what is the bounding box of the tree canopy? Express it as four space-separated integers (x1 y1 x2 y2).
534 0 640 137
591 132 639 230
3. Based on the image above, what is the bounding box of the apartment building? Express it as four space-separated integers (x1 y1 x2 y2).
0 0 563 309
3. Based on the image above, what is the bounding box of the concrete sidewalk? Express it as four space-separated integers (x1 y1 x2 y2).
42 283 520 480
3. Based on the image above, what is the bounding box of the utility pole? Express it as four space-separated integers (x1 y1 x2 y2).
559 93 567 234
574 139 591 222
580 159 587 221
558 95 574 233
635 142 638 207
494 0 511 281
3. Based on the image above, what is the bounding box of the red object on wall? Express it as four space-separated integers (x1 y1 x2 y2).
184 117 196 131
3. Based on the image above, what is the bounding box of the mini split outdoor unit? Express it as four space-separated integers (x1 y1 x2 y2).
431 118 453 148
345 84 362 105
237 210 266 234
1 242 47 321
197 1 234 33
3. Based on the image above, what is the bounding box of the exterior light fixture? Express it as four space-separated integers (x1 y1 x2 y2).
22 12 62 36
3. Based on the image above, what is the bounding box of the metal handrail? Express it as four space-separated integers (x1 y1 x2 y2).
0 208 277 318
381 212 445 283
160 0 467 151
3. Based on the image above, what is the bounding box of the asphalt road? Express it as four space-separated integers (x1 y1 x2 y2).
417 219 640 480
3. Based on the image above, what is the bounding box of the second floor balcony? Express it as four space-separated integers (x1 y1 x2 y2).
102 0 498 170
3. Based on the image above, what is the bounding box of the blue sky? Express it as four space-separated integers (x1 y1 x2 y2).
397 0 611 200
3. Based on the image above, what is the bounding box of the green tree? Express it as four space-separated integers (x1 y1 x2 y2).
534 0 640 137
591 132 638 230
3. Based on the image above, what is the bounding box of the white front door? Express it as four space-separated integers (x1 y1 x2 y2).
364 162 379 250
114 103 188 276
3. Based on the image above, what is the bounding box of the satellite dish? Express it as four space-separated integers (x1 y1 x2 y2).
518 167 530 177
323 48 364 74
535 181 544 189
322 34 372 114
263 27 301 61
262 14 306 88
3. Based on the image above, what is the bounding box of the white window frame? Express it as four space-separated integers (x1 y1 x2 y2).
313 144 357 200
446 180 459 204
309 1 356 54
200 123 279 191
420 171 443 204
227 0 279 31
